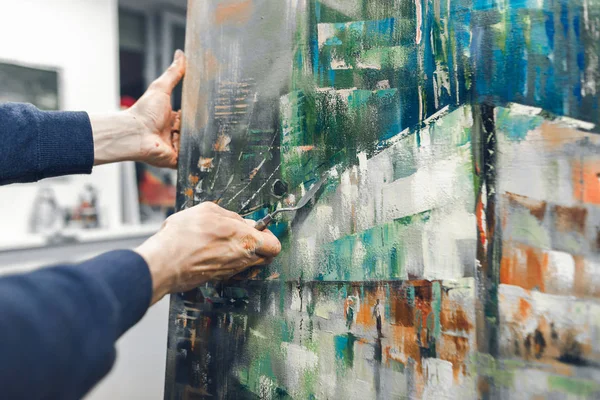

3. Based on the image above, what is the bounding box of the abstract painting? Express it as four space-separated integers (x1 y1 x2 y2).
165 0 600 398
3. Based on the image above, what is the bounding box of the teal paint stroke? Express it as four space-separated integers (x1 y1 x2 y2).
495 107 545 141
316 211 431 281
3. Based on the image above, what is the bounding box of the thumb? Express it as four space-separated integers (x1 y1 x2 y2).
254 229 282 259
151 50 186 94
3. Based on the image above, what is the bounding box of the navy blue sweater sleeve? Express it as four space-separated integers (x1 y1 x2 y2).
0 103 94 185
0 103 154 398
0 250 152 400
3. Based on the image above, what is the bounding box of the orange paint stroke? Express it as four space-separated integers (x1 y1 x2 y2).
266 272 280 280
539 121 590 151
476 196 486 246
213 134 232 152
297 145 315 152
356 287 386 328
573 255 600 298
415 0 422 44
572 159 600 205
203 50 220 80
500 243 548 292
198 157 214 171
440 304 473 333
439 334 470 381
189 175 200 185
215 0 252 25
517 298 532 322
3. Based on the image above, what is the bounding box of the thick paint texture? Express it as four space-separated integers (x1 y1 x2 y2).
165 0 600 398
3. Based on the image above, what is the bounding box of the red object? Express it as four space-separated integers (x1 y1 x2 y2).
138 170 176 206
120 96 137 110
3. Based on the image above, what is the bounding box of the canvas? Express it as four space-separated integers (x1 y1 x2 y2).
165 0 600 398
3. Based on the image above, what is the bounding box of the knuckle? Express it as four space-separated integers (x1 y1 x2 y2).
200 201 217 209
196 201 217 213
164 213 179 224
148 80 162 91
213 220 234 237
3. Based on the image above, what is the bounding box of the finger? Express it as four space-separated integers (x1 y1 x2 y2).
172 129 180 150
173 110 182 131
205 254 269 282
150 50 186 95
234 219 281 257
192 264 248 273
222 254 270 272
244 218 266 233
248 256 273 267
166 151 178 169
166 112 181 169
208 203 247 222
193 202 247 224
170 110 181 132
226 257 275 281
253 228 282 258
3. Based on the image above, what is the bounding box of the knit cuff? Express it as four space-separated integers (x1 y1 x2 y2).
36 110 94 180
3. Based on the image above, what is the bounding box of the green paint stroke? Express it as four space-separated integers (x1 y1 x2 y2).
280 88 401 188
235 316 293 397
432 281 442 339
298 367 320 398
506 208 551 248
467 352 600 397
319 19 400 69
334 334 358 370
469 352 517 388
388 358 405 373
548 376 600 397
317 210 431 281
239 353 278 396
359 46 413 69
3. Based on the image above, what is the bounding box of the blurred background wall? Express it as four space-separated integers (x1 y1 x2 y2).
0 0 187 398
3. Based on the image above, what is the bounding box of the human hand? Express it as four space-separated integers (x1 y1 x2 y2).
91 50 186 167
135 202 282 305
126 49 186 168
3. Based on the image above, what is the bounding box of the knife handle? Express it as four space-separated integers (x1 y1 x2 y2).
254 214 273 231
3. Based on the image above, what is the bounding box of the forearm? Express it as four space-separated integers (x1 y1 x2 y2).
0 103 143 183
0 250 152 400
90 111 145 165
0 52 184 185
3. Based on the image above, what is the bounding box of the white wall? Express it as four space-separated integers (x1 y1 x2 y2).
120 0 187 12
0 0 123 244
0 0 119 112
0 0 168 398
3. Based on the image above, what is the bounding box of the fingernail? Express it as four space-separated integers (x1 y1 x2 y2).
174 49 184 63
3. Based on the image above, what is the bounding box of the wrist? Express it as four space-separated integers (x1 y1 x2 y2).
135 233 175 305
90 111 144 165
